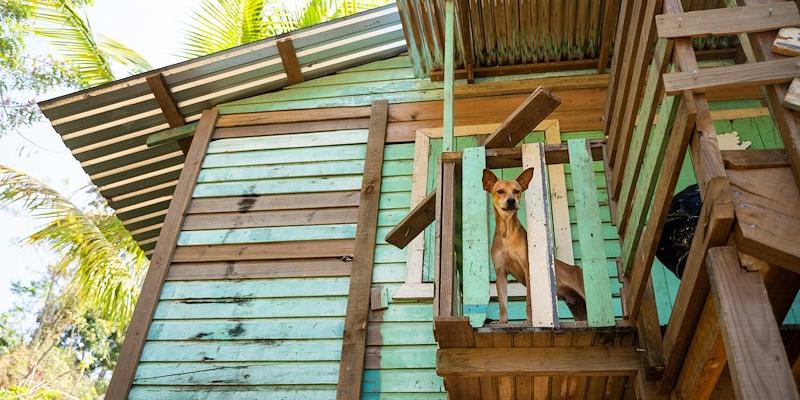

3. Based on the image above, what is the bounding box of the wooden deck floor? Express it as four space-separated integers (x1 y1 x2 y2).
434 317 639 399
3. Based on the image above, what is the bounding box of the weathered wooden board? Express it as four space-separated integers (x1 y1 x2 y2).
461 146 490 327
176 224 357 245
159 277 350 299
568 139 615 327
153 297 348 319
656 2 800 38
206 129 368 153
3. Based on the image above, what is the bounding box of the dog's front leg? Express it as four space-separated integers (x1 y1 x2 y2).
496 272 509 324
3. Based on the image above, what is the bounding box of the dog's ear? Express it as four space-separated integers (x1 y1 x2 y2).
516 167 534 191
482 169 498 192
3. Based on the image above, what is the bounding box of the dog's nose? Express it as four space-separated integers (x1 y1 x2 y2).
506 198 516 207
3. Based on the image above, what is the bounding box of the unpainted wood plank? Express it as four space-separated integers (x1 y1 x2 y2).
521 142 559 327
597 0 620 73
532 330 553 399
545 122 574 265
146 72 185 129
493 332 516 398
569 139 614 327
512 331 533 400
660 179 735 393
481 87 561 149
721 149 789 169
437 346 642 377
736 1 800 190
656 2 800 38
384 191 436 249
663 56 800 95
165 259 351 280
277 38 304 84
474 332 499 400
336 100 388 400
462 146 490 327
551 331 574 399
105 109 218 399
401 131 430 289
772 27 800 56
784 77 800 111
706 246 800 400
603 0 632 135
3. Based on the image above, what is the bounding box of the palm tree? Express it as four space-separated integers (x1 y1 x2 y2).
180 0 395 58
0 165 148 329
26 0 152 87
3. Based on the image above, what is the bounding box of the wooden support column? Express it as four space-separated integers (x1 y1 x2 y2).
602 0 632 136
336 100 388 400
443 0 455 151
737 0 800 189
146 72 190 154
456 0 474 83
105 108 219 400
706 246 799 400
597 0 620 73
434 158 460 317
277 38 304 85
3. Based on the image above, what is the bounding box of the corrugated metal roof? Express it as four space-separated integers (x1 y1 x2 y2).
37 5 406 253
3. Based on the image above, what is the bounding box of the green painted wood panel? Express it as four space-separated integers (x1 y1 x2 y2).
153 297 348 319
569 139 615 327
140 339 343 362
130 387 337 400
202 142 413 169
176 223 357 245
461 146 490 327
193 175 412 197
207 130 369 153
146 318 344 341
159 278 350 300
362 369 444 393
198 159 412 183
134 362 340 385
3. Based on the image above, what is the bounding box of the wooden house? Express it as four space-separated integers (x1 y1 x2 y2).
37 1 800 399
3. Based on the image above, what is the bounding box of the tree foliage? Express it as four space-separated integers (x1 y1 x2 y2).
180 0 395 58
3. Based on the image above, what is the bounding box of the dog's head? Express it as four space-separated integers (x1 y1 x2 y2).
482 168 534 214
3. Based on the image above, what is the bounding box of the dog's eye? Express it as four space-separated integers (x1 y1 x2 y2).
513 189 520 194
496 189 505 195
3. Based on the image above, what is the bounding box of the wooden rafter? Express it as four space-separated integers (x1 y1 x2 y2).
105 108 219 399
277 38 304 85
335 100 388 400
146 72 190 154
597 0 620 73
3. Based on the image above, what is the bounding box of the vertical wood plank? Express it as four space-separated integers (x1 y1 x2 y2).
435 160 459 317
462 146 490 327
404 132 431 285
443 0 455 152
545 122 574 265
336 100 388 400
277 38 304 85
568 139 614 327
522 143 558 327
706 246 800 400
105 108 218 400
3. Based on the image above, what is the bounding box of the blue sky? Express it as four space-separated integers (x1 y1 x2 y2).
0 0 202 310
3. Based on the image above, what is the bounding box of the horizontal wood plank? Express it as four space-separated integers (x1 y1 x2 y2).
482 87 561 149
663 57 800 95
171 239 355 262
656 2 800 38
437 346 641 377
187 191 361 214
166 259 351 280
181 207 359 230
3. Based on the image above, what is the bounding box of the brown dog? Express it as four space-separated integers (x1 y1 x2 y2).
482 168 587 324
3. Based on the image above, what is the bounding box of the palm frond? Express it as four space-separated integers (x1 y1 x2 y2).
179 0 268 59
0 165 148 328
26 0 151 86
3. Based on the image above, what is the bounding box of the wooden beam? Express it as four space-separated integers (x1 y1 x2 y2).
277 38 303 85
336 100 388 400
146 122 198 147
663 56 800 95
105 108 218 400
626 96 697 320
721 149 790 169
437 346 642 377
146 73 185 128
660 178 735 393
706 246 800 400
481 87 561 149
443 0 455 151
456 0 474 83
383 140 605 250
656 2 800 38
597 0 620 73
603 0 633 136
429 59 599 81
434 159 459 317
637 277 666 380
737 0 800 190
671 295 726 400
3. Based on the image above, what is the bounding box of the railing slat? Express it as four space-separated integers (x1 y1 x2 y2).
568 139 615 327
461 146 490 327
522 143 559 327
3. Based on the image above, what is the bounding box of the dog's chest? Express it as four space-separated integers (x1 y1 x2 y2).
491 234 528 273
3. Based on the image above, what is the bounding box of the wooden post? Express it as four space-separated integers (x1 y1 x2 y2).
461 147 490 327
434 159 459 318
706 246 800 400
277 38 304 85
105 108 219 400
569 139 615 327
522 143 559 327
443 0 455 152
335 100 388 400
